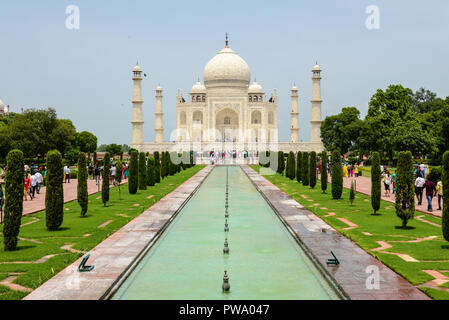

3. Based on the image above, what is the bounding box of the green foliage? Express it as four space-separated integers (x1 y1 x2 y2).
296 151 302 183
371 152 381 215
331 150 343 199
77 152 88 217
76 131 97 154
105 143 122 156
128 151 138 194
302 152 309 186
147 157 155 186
350 180 355 205
277 152 285 175
3 150 24 251
154 151 161 183
320 151 328 193
45 150 64 231
395 151 415 228
102 152 110 206
320 107 363 154
169 152 177 176
427 166 442 182
286 152 295 180
442 151 449 242
161 152 167 179
309 151 317 188
138 152 147 190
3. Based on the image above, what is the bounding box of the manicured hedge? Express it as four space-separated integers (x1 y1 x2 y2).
302 152 309 186
443 151 449 241
331 150 343 199
296 151 302 183
371 152 381 215
320 151 328 193
128 150 138 194
102 152 110 206
395 151 415 228
77 152 88 216
45 150 64 231
309 151 317 188
138 152 147 190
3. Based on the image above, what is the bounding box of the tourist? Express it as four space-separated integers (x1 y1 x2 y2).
30 172 37 198
94 165 101 185
383 171 391 197
35 170 43 194
343 162 348 178
354 163 359 178
424 177 436 212
436 179 443 211
24 175 32 201
64 165 71 183
380 164 384 174
111 164 116 186
391 172 396 194
414 175 426 205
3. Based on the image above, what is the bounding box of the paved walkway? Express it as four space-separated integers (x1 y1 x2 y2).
21 178 127 216
244 166 429 300
329 175 443 218
24 166 213 300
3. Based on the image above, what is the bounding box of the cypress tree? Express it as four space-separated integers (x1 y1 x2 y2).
160 152 166 178
320 151 328 193
350 180 355 205
302 152 309 186
442 151 449 241
128 150 138 194
277 151 285 175
116 160 123 200
309 151 317 188
102 152 110 206
169 152 176 176
45 150 64 231
296 151 302 183
371 152 381 215
395 151 415 229
138 152 147 190
148 157 155 186
3 149 24 251
287 151 295 180
331 150 343 199
285 152 290 178
154 151 161 183
77 152 88 217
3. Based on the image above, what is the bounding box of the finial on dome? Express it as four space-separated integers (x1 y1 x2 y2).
225 33 229 48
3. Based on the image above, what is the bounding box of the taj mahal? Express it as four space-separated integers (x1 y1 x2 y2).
130 35 324 158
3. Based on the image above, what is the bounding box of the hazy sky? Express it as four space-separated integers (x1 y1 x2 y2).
1 1 448 145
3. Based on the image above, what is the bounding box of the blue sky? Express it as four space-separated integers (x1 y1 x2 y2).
0 1 448 145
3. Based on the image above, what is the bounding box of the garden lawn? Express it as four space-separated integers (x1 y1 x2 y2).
0 165 204 300
250 165 449 300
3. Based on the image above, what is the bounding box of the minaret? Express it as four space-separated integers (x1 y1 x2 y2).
155 85 164 143
290 85 299 143
310 63 323 143
131 64 144 147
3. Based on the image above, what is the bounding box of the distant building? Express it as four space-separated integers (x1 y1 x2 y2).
0 99 10 117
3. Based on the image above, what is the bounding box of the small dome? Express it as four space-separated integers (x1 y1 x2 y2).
191 81 206 94
248 81 264 94
204 46 251 88
312 63 321 71
133 65 142 72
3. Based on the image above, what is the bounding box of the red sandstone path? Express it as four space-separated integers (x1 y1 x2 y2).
21 178 127 216
326 174 443 218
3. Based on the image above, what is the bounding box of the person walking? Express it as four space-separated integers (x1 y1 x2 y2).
424 177 437 212
414 175 426 205
343 162 348 178
24 175 32 201
383 171 391 197
111 164 117 186
436 179 443 211
64 165 71 183
30 172 37 198
34 170 43 194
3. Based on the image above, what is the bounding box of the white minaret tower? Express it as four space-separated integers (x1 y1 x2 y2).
310 63 323 144
155 85 164 143
290 85 299 143
131 64 144 148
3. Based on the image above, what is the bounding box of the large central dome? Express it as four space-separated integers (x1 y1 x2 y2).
203 46 251 89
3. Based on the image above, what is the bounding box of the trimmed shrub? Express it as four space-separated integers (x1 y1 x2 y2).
45 150 64 231
331 150 343 199
395 151 415 229
350 180 355 205
102 152 110 206
148 157 155 186
277 152 285 175
161 151 167 178
77 152 88 217
3 149 24 251
371 152 381 215
286 151 295 180
154 151 161 183
169 152 176 176
138 152 147 190
128 150 138 194
443 151 449 241
302 152 309 186
321 151 328 193
309 151 317 188
296 151 302 183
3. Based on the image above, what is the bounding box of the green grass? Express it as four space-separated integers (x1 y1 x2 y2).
0 165 204 300
250 165 449 300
